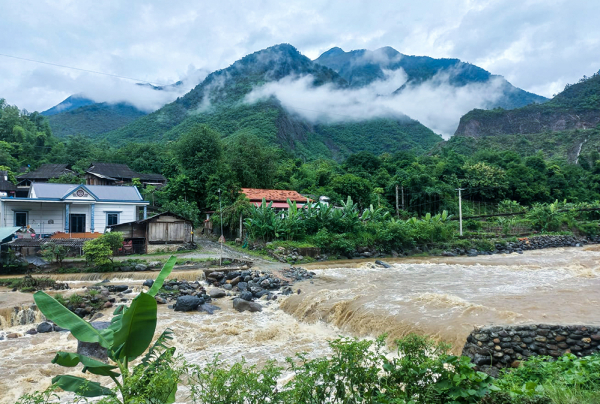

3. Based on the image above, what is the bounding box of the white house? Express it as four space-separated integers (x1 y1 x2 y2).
0 183 149 236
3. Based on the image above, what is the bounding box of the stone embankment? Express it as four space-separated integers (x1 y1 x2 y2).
444 235 599 257
463 325 600 376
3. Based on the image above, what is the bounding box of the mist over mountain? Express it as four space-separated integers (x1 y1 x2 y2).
306 46 547 135
100 44 442 160
442 70 600 163
41 43 551 157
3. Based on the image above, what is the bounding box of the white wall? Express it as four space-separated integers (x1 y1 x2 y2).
1 201 142 234
1 201 64 234
95 203 138 232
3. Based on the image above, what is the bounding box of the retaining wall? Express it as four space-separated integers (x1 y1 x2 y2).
462 325 600 373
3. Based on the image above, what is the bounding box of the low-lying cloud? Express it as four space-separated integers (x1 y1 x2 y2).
16 65 209 113
244 69 505 137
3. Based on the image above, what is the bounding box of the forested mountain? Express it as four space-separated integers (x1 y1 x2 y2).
444 71 600 162
41 82 185 137
41 94 96 116
100 44 442 160
314 46 547 109
45 102 148 137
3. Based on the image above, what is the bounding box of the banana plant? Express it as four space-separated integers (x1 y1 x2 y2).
33 256 178 403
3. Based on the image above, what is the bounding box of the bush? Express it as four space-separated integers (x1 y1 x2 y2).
473 239 495 252
313 229 356 256
83 232 124 269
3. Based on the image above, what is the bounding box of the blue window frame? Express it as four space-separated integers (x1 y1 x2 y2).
106 212 119 226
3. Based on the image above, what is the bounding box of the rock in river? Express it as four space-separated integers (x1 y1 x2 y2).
233 298 262 313
174 295 203 312
208 288 226 299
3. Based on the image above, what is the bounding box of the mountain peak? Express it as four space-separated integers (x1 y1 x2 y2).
320 47 346 57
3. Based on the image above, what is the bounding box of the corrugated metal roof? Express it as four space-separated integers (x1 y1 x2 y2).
86 163 166 183
87 163 139 179
17 164 74 179
29 183 143 201
241 188 311 203
0 227 22 242
8 238 88 247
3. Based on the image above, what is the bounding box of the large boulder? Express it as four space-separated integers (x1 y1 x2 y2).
208 288 226 299
77 321 110 361
143 279 154 288
233 298 262 313
174 296 203 312
134 264 148 271
37 322 54 333
239 291 253 301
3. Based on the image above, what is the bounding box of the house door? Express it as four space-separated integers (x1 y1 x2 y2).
70 214 86 233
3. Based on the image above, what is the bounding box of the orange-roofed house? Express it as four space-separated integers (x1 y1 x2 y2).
241 188 312 209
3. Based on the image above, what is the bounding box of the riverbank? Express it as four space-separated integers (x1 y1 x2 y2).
1 245 600 402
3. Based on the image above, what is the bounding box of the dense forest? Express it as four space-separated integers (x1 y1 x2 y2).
3 96 600 221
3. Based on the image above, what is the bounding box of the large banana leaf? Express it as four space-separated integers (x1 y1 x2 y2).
34 291 113 348
147 255 177 297
112 292 157 361
52 351 120 378
52 375 114 397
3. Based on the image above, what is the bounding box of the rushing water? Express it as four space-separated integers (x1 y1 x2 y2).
1 246 599 403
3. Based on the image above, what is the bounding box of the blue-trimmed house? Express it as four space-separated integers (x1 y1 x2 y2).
0 183 149 236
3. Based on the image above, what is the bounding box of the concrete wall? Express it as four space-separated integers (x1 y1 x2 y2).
146 243 187 253
462 325 600 373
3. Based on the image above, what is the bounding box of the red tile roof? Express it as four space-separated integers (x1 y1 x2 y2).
241 188 311 203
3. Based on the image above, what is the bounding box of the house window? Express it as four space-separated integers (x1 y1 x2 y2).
15 211 28 227
107 212 119 226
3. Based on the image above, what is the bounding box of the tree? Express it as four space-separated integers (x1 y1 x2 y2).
176 124 223 206
331 174 373 209
41 242 68 266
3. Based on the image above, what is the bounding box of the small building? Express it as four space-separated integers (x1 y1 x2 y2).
241 188 311 209
16 164 76 195
0 171 19 198
106 211 193 254
85 163 167 188
0 183 149 237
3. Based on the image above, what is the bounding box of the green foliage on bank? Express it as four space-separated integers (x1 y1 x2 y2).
19 329 600 403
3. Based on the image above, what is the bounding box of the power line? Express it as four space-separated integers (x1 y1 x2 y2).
0 52 165 86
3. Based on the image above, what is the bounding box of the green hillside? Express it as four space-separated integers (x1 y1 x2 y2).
314 46 547 109
46 102 147 137
454 71 600 138
100 44 442 160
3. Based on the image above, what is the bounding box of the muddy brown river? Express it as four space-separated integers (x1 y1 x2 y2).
1 246 599 403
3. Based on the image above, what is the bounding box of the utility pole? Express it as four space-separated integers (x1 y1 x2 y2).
395 185 399 218
218 189 223 267
456 188 464 236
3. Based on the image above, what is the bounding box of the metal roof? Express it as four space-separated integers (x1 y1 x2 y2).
29 183 144 202
86 163 139 179
241 188 312 203
17 164 75 179
106 211 192 228
8 238 88 248
0 227 22 242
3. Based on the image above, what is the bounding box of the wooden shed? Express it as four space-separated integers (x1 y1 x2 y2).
106 211 193 254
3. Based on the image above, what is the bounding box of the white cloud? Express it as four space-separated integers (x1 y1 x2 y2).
0 0 598 114
244 70 505 137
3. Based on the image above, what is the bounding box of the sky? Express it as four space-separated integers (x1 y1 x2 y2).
1 0 599 115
